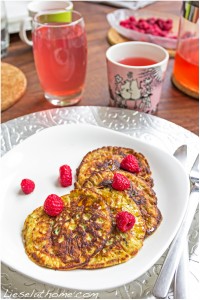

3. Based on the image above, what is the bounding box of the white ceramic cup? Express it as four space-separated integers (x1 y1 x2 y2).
19 0 73 46
106 42 169 113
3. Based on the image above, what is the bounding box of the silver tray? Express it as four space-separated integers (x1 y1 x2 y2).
1 106 199 299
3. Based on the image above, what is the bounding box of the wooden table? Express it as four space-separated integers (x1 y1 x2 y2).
1 1 199 135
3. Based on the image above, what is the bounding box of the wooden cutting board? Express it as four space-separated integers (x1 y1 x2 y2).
171 74 199 99
107 28 176 58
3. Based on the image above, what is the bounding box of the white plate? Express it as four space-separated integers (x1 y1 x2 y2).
1 124 190 291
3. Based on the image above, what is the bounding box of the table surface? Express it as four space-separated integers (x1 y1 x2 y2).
1 0 199 135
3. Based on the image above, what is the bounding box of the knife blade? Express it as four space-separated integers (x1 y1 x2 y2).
152 150 199 299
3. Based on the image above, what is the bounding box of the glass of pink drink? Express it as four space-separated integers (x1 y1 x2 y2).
32 10 87 106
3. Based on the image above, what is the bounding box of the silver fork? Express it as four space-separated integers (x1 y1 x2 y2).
153 155 199 298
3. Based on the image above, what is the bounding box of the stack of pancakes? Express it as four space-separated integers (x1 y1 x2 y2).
23 146 162 270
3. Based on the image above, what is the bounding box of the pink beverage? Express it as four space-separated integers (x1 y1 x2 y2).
32 11 87 106
118 57 157 66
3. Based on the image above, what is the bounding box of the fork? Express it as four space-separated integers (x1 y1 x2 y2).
153 155 199 298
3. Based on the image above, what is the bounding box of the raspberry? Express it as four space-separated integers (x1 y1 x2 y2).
147 17 156 25
20 179 35 194
44 194 64 216
120 154 140 173
112 173 130 191
59 164 72 187
116 211 136 232
129 16 136 22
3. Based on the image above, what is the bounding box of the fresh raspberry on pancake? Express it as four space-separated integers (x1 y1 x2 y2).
112 172 130 191
44 194 64 216
116 211 136 232
120 154 140 173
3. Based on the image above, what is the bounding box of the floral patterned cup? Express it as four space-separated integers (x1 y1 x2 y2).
106 42 169 113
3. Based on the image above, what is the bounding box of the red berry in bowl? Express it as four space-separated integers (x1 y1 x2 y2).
116 211 136 232
20 179 35 194
112 173 130 191
59 164 72 187
129 16 136 22
147 17 156 25
120 154 140 173
44 194 64 217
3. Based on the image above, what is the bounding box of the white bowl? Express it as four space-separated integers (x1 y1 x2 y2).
107 9 179 49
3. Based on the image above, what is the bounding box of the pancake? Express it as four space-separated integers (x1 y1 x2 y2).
51 189 112 266
76 146 153 188
23 189 112 270
83 170 162 236
23 206 67 270
81 188 146 269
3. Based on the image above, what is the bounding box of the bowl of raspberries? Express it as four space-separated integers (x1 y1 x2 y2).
107 9 179 49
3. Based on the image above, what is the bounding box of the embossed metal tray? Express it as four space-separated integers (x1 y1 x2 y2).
1 107 199 299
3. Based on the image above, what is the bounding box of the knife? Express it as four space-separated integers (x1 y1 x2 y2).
173 145 189 299
152 149 199 299
174 241 189 299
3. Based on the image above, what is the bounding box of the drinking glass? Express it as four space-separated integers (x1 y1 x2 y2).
172 1 199 98
106 42 169 113
32 10 87 106
20 1 73 46
1 0 9 58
